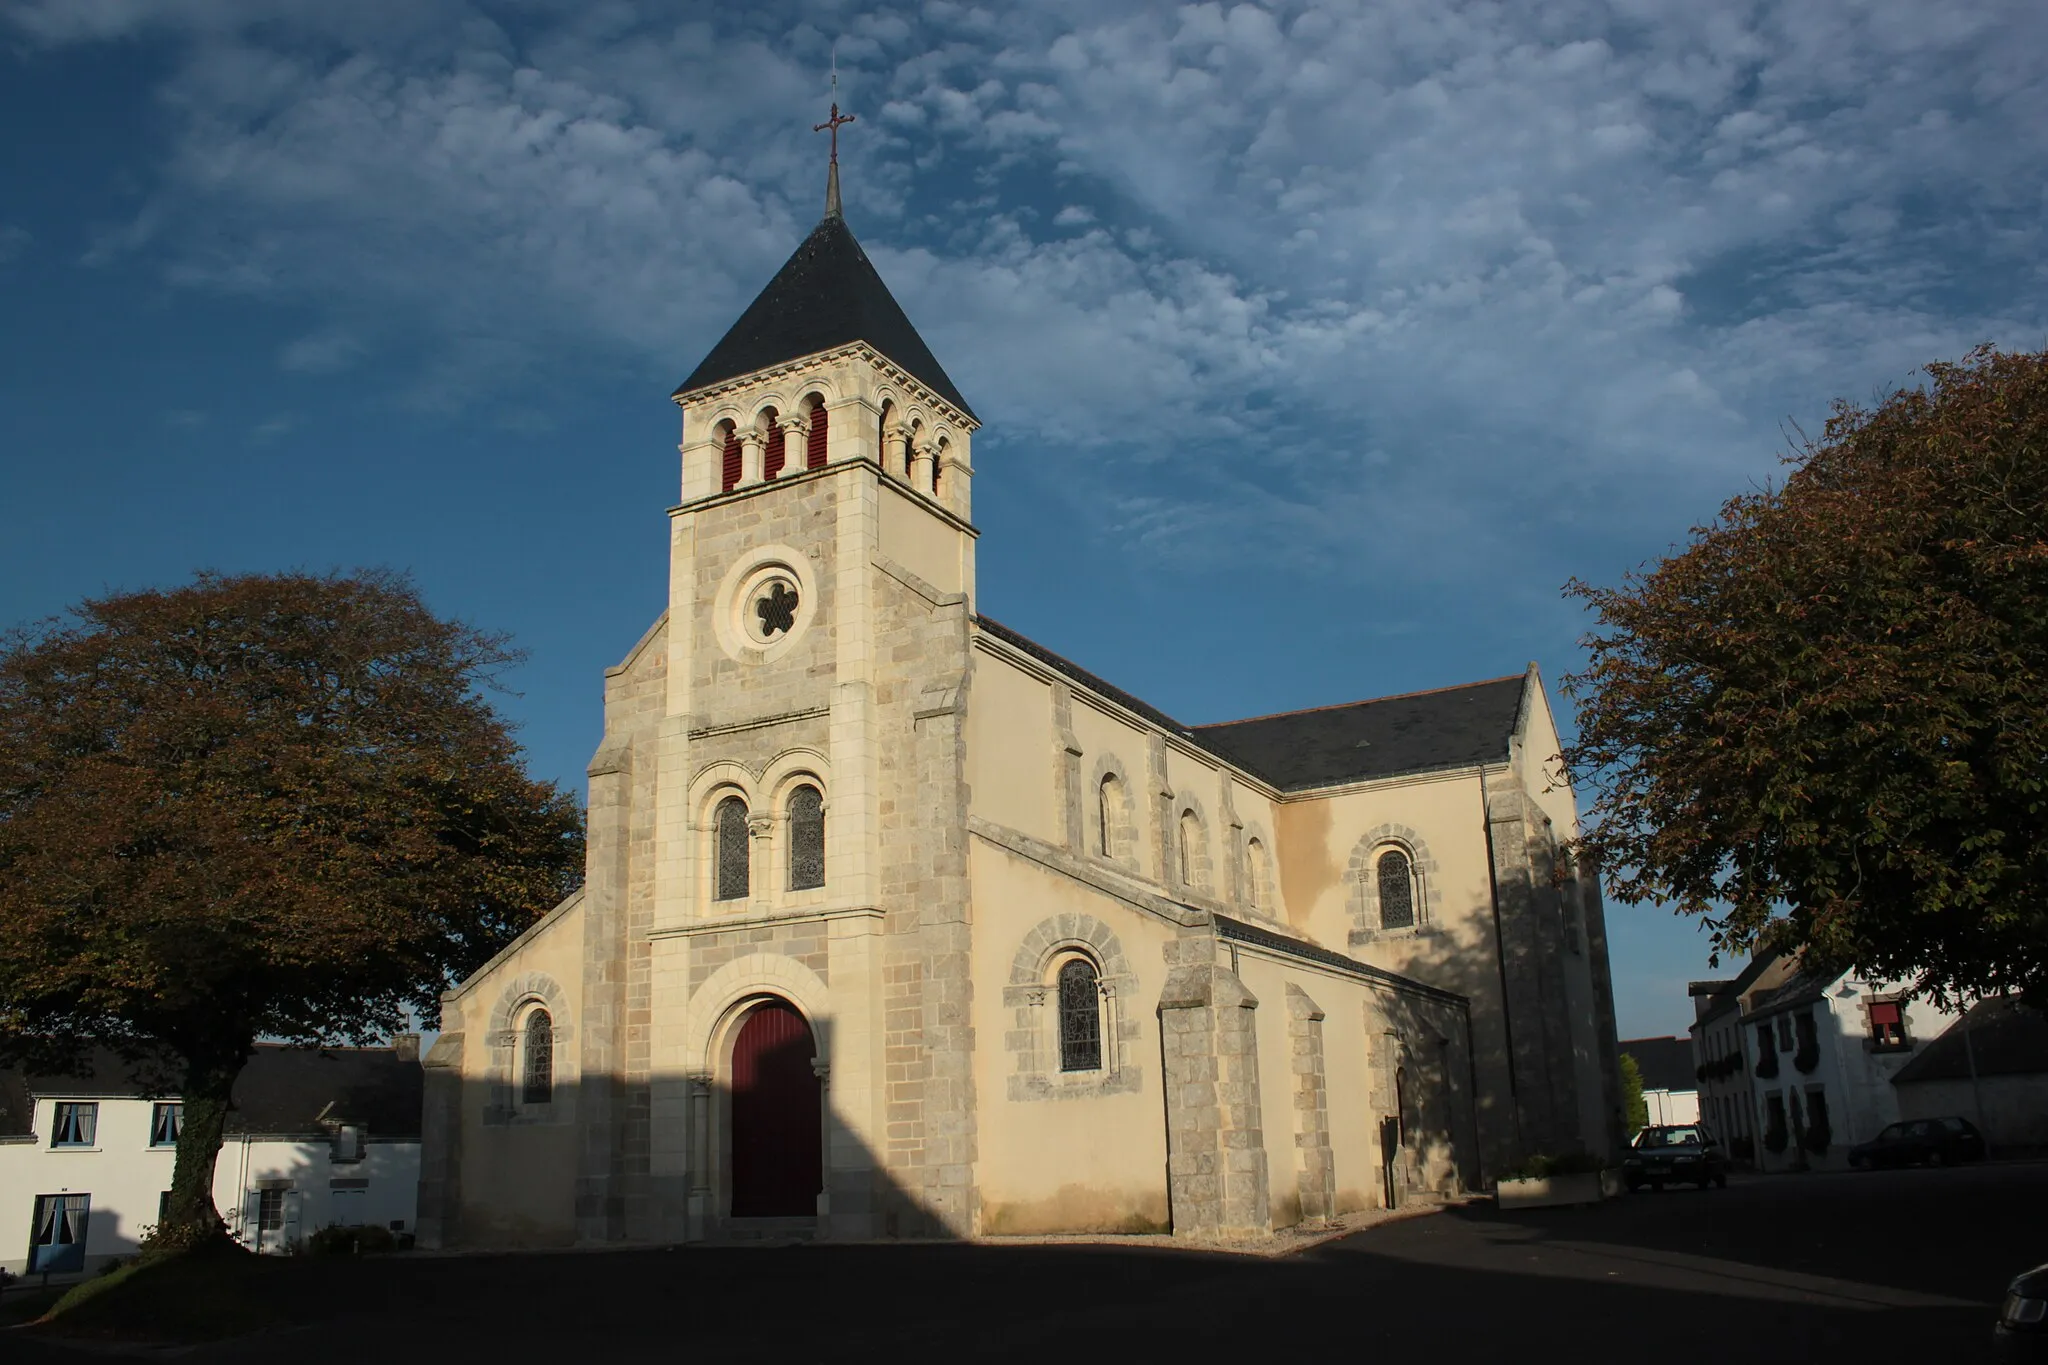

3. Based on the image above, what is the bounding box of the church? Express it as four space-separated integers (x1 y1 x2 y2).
417 139 1623 1246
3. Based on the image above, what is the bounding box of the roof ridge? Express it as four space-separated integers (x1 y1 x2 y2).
1195 673 1527 730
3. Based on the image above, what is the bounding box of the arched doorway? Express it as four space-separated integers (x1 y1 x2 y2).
729 999 823 1217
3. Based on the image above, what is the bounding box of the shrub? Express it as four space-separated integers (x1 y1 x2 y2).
304 1224 400 1256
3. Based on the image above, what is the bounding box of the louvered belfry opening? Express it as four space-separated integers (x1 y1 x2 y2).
806 400 828 468
720 428 743 493
729 999 824 1218
764 413 785 480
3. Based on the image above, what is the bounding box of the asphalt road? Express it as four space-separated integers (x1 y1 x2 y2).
15 1161 2043 1363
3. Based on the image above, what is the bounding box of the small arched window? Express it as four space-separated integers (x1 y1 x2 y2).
805 396 828 469
1179 811 1201 886
1247 838 1270 912
1378 849 1415 929
788 785 825 891
1057 958 1102 1072
1097 773 1123 858
522 1008 553 1105
720 424 742 493
715 795 750 901
933 437 948 494
763 410 785 480
877 401 895 473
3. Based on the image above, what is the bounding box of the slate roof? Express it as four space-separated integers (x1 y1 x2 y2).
673 212 976 420
975 615 1530 791
1893 997 2048 1084
1193 677 1528 790
5 1044 423 1140
1619 1036 1698 1093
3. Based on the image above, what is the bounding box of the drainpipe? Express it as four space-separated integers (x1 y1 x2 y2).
1477 769 1524 1157
1962 994 1990 1159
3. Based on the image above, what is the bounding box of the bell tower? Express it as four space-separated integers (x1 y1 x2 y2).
623 113 986 1239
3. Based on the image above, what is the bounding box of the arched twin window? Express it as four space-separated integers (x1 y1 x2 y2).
521 1008 553 1105
1057 958 1102 1073
788 784 825 891
715 795 750 901
1378 849 1416 930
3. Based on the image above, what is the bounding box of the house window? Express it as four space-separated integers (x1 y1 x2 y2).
150 1102 182 1148
1057 958 1103 1073
788 785 825 891
29 1194 89 1274
714 795 750 901
1378 850 1415 930
522 1008 554 1105
1868 1001 1909 1049
257 1188 286 1232
1776 1015 1795 1050
158 1191 172 1225
51 1101 97 1148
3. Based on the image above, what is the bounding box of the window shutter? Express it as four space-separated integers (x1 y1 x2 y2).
721 432 742 492
765 418 785 479
807 406 828 468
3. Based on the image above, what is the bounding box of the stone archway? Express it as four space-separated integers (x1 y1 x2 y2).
727 997 823 1218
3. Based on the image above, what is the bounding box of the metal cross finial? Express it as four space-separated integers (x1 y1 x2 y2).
815 51 855 216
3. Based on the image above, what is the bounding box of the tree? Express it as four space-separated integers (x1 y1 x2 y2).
0 570 585 1253
1563 346 2048 1005
1618 1052 1649 1136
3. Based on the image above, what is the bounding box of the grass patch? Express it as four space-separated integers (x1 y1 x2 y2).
32 1246 308 1343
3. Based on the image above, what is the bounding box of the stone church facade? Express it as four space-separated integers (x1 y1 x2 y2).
417 195 1622 1248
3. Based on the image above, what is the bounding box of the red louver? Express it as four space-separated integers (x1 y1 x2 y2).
765 418 785 480
807 406 828 468
721 432 742 492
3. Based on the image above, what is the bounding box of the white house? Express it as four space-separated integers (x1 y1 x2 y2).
1617 1036 1700 1130
1691 951 1958 1174
1 1042 422 1276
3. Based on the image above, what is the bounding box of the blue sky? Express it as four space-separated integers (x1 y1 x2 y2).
4 0 2044 1040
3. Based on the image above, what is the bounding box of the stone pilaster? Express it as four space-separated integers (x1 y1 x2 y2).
1284 985 1334 1224
575 742 634 1242
1051 683 1083 851
415 1028 465 1249
1157 935 1269 1238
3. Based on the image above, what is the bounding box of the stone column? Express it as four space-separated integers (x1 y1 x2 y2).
909 439 937 493
880 422 906 479
748 813 774 915
685 1075 711 1242
739 430 766 487
783 414 811 474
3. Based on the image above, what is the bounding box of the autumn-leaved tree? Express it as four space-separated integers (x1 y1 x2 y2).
1618 1053 1649 1136
0 570 584 1253
1563 346 2048 1005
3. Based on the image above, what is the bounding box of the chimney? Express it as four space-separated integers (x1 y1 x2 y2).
392 1033 421 1064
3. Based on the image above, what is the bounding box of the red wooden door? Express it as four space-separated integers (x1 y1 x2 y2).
729 1000 823 1217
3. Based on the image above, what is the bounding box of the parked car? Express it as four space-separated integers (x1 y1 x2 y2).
1623 1124 1728 1191
1847 1116 1986 1169
1995 1262 2048 1362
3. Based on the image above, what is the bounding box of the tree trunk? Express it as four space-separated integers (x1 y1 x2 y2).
154 1048 250 1256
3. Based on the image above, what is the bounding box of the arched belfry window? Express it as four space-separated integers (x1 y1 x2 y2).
763 410 785 480
934 437 948 494
720 425 742 493
521 1008 553 1104
715 795 751 901
1057 958 1102 1072
1378 849 1415 929
788 785 825 891
805 396 828 469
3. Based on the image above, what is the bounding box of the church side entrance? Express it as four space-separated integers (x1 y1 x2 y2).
729 999 824 1218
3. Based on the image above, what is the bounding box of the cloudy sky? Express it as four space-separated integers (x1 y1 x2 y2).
4 0 2044 1038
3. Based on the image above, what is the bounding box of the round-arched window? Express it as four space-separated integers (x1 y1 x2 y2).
788 785 825 891
1057 958 1103 1073
522 1008 553 1105
715 796 750 901
1378 849 1415 929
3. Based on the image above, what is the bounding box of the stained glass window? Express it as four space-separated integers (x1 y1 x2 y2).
1058 958 1102 1073
789 785 825 890
522 1009 553 1104
755 583 799 638
715 796 750 901
1378 849 1414 929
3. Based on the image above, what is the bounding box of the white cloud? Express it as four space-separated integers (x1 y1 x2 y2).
10 0 2047 596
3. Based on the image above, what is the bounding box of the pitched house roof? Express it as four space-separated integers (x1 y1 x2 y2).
5 1043 423 1140
1892 996 2048 1084
1619 1036 1698 1093
672 212 976 420
975 615 1531 792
